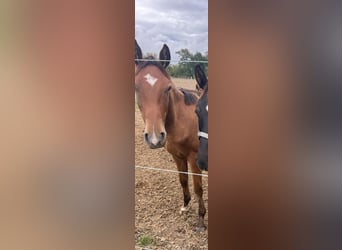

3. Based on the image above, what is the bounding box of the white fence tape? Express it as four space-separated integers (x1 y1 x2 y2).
135 165 208 178
135 59 208 64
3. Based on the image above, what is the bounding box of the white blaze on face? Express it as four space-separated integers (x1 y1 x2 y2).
145 125 160 146
150 130 159 145
206 104 208 112
144 73 158 87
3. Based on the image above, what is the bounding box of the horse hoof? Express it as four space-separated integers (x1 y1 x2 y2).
179 206 189 214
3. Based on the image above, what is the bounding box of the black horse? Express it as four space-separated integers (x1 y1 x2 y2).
194 64 208 171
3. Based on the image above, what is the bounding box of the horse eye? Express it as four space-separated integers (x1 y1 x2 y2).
165 85 172 93
195 106 200 115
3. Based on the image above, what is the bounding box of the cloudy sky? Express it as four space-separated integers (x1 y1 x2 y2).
135 0 208 62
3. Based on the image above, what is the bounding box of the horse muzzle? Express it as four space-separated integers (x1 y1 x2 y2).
144 131 166 149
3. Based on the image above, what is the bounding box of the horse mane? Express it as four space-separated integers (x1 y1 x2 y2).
201 84 208 97
135 56 170 79
179 88 198 105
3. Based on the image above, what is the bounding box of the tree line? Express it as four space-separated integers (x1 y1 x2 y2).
167 49 208 79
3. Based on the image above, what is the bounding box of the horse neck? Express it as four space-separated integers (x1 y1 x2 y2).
165 87 185 134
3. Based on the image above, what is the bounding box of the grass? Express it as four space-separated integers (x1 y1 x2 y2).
137 235 155 248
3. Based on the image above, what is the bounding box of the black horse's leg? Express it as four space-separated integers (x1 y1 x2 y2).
189 154 206 231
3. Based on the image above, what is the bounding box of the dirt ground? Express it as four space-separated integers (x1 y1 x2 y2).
135 78 208 250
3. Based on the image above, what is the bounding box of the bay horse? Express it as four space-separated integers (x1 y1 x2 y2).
135 40 206 230
194 64 208 171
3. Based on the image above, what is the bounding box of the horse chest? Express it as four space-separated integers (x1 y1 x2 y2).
165 137 194 159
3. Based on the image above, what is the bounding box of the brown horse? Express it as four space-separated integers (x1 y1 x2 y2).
135 40 206 230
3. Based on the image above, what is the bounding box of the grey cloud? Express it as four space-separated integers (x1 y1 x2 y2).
135 0 208 62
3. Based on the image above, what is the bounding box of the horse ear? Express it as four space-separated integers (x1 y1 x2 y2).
195 64 208 89
159 44 171 68
135 39 143 65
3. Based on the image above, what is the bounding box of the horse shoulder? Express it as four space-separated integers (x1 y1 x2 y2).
165 138 191 159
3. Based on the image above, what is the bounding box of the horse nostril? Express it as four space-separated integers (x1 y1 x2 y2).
144 133 149 142
160 132 166 140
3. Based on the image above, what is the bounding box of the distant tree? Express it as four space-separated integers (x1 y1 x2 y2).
167 49 208 79
139 49 207 79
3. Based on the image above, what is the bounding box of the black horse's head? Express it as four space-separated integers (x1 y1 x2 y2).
194 64 208 171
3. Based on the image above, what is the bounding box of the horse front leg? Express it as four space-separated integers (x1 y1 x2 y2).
172 154 191 213
189 154 207 231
